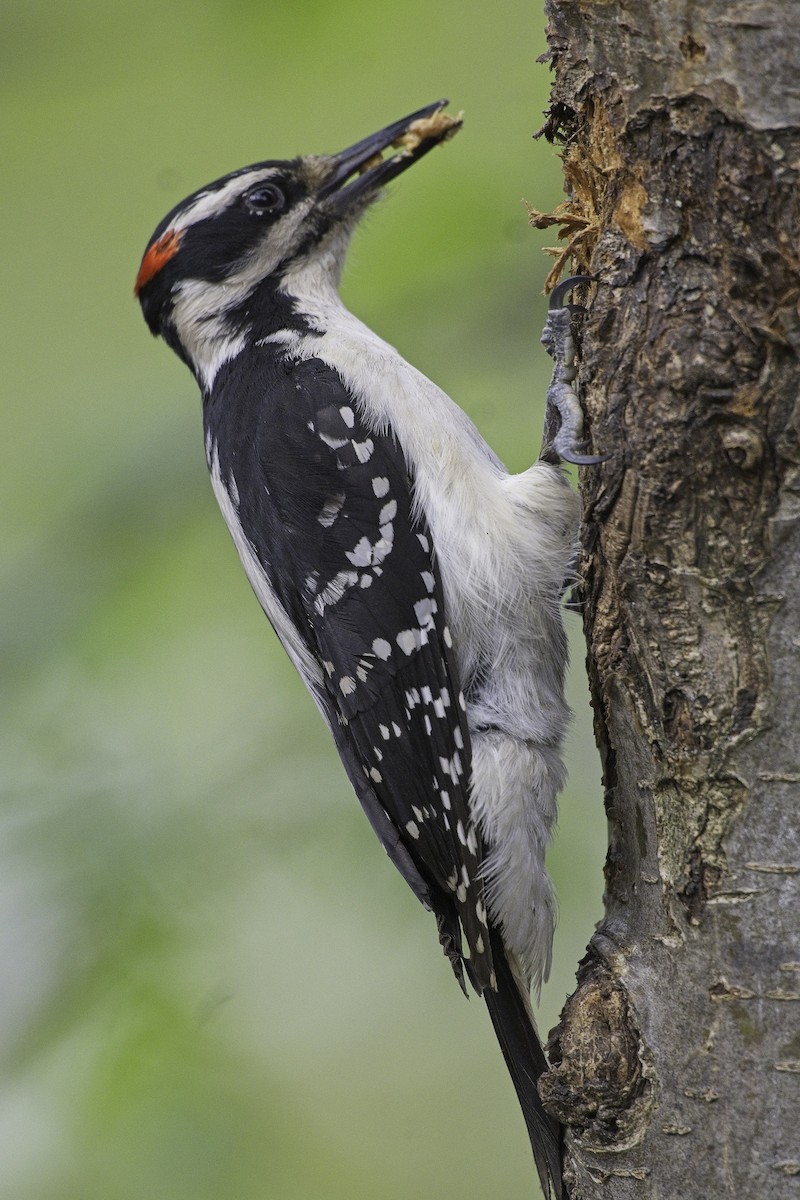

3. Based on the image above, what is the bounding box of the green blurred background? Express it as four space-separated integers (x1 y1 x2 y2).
2 2 605 1197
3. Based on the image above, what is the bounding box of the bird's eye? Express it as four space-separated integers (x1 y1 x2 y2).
244 183 286 215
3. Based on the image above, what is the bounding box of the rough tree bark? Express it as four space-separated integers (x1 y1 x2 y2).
533 3 800 1197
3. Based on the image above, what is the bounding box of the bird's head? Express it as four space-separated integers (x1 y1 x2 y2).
135 101 462 383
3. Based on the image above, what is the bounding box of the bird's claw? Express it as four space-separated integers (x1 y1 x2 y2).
556 444 610 467
548 274 594 311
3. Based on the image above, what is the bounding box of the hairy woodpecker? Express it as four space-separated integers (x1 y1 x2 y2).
135 100 596 1199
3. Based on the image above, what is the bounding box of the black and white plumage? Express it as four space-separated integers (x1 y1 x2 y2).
135 101 589 1199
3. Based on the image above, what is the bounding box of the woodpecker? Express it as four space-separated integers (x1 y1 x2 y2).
135 100 596 1200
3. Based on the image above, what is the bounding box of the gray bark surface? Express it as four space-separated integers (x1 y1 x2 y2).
537 3 800 1196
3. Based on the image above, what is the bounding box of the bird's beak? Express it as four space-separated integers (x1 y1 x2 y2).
318 100 462 212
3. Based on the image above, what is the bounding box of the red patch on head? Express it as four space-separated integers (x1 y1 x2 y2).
134 228 184 296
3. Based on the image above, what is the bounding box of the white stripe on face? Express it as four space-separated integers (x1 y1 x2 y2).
171 167 283 232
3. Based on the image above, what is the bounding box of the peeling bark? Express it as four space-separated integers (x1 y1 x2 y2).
538 2 800 1196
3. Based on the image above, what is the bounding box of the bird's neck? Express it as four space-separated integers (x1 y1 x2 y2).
169 274 315 393
168 227 356 393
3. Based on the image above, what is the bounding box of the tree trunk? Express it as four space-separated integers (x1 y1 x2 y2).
535 3 800 1196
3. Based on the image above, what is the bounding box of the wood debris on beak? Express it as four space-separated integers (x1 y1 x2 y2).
393 110 463 156
358 153 384 175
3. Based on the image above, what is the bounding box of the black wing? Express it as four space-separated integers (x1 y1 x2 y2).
206 350 494 990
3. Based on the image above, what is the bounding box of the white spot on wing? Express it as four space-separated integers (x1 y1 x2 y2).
346 536 374 567
318 493 345 527
414 598 437 628
320 431 349 450
314 569 359 613
397 630 417 656
373 531 393 561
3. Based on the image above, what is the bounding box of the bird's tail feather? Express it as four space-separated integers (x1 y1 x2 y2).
482 924 563 1199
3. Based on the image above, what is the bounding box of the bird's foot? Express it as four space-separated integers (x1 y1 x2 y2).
540 275 608 466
